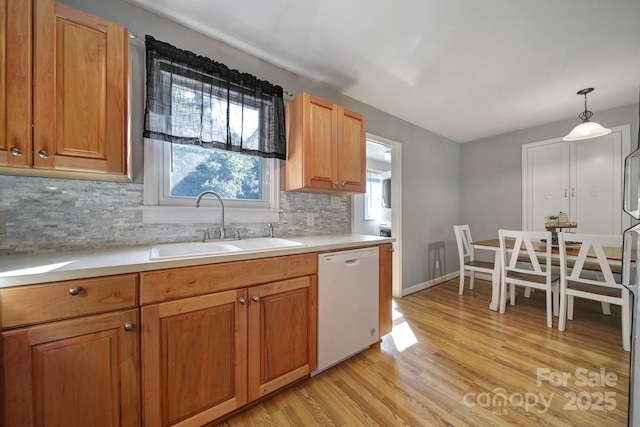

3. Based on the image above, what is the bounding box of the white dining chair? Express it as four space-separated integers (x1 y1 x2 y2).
557 232 630 351
454 225 496 295
498 229 559 328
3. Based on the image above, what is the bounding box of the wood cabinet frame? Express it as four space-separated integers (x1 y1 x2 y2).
285 92 366 195
1 0 131 181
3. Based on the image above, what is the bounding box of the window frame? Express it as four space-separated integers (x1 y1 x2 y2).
141 138 281 224
364 168 384 221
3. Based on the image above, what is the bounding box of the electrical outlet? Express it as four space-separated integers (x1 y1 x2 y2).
0 211 5 235
307 213 315 227
330 196 341 207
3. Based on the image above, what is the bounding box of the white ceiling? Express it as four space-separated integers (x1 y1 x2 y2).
126 0 640 143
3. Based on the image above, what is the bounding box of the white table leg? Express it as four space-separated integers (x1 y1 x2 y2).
489 250 501 311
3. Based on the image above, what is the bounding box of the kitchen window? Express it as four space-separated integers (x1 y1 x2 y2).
141 36 284 223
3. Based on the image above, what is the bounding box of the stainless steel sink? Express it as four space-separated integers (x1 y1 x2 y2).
149 238 306 260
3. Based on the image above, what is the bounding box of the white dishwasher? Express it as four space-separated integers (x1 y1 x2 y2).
313 247 379 375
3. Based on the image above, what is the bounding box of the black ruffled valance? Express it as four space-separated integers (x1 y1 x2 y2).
144 35 286 160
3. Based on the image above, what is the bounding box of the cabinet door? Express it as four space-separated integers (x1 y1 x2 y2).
304 94 338 190
33 0 129 175
141 289 247 427
1 309 140 427
379 243 393 337
570 133 623 235
523 132 626 234
248 275 317 402
337 106 366 193
523 141 570 231
0 0 32 167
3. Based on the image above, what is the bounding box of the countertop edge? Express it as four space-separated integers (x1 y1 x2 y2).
0 235 395 288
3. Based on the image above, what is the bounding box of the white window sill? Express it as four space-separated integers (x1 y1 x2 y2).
139 205 281 224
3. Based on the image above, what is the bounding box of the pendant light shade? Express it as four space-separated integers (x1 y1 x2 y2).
563 88 611 141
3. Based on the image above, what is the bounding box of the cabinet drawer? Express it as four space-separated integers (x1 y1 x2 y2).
140 253 317 304
0 274 138 328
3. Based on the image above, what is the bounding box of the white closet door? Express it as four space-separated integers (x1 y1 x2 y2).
522 126 630 235
525 142 570 231
570 133 623 235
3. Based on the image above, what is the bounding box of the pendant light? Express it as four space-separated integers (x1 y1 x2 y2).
563 88 611 141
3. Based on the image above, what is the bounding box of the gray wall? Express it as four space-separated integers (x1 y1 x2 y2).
3 0 463 293
461 103 638 246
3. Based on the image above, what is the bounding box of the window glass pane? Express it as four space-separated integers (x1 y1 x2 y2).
170 144 262 200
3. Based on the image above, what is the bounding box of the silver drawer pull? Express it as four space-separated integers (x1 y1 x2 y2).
69 286 82 296
252 296 260 303
38 150 50 159
239 297 247 305
10 147 23 156
124 322 134 332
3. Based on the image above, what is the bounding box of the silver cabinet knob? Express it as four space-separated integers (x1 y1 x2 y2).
38 150 50 159
334 181 339 187
340 181 346 187
124 322 134 332
69 286 82 296
10 147 23 156
252 296 260 303
239 297 246 305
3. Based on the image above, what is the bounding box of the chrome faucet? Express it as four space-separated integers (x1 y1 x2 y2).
267 223 274 238
195 191 226 239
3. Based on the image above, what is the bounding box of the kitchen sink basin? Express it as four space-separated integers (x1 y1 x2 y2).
149 241 241 260
149 238 306 260
229 238 306 251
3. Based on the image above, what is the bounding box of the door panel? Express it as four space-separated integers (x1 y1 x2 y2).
526 142 569 231
248 276 316 401
33 0 128 174
1 309 140 427
306 95 337 189
0 0 32 167
572 133 622 234
337 107 366 192
142 289 247 426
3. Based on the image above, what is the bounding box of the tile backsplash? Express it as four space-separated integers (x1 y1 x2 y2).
0 175 349 255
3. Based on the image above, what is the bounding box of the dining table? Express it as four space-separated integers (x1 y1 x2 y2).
471 238 624 311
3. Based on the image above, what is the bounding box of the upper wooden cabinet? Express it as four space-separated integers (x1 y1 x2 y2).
285 92 366 195
0 0 130 180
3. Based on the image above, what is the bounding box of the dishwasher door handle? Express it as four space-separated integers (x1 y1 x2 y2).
344 258 361 266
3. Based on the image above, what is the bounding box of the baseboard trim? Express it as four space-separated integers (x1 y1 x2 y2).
401 270 495 298
401 271 459 297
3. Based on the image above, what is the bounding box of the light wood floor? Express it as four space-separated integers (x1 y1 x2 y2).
217 277 630 426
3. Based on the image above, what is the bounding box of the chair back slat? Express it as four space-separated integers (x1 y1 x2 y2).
560 233 622 290
454 225 474 261
500 229 551 279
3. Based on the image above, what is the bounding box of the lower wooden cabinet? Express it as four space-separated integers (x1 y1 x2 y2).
1 309 140 427
248 276 317 402
379 243 393 337
141 288 248 426
141 275 317 426
0 244 384 426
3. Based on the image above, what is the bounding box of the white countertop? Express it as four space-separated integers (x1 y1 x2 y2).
0 235 394 288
